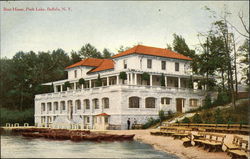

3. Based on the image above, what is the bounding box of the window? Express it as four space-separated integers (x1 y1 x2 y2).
145 97 156 108
76 100 81 110
175 62 179 71
102 98 109 109
74 70 77 78
129 97 140 108
161 98 171 105
161 61 166 70
123 60 127 69
93 98 99 109
54 102 58 110
47 102 52 111
41 103 45 111
147 59 152 69
86 116 90 123
190 99 198 107
84 99 90 109
61 101 65 110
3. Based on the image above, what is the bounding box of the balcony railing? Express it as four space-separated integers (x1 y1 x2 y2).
35 84 206 99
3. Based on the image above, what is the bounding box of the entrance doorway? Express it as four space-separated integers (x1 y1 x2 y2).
176 98 185 113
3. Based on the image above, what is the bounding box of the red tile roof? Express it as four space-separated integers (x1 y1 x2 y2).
112 45 192 60
65 58 114 73
95 113 110 116
89 59 114 73
65 58 104 69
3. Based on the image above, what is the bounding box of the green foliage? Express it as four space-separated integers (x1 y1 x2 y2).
182 117 191 123
172 33 195 58
158 110 165 124
215 108 224 124
204 95 212 109
70 51 82 63
201 110 213 124
78 78 85 85
213 91 230 106
0 108 34 126
96 74 102 87
102 48 113 59
160 74 165 86
192 113 203 123
142 72 150 81
64 81 71 89
119 72 127 80
188 76 194 89
78 43 103 59
142 117 160 129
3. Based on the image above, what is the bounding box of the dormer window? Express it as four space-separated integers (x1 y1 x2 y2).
123 60 127 69
175 63 179 72
147 59 152 69
74 70 77 78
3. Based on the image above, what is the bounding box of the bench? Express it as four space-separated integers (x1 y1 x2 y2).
150 127 177 136
172 128 192 140
224 135 243 152
194 132 226 152
228 139 249 159
182 133 192 147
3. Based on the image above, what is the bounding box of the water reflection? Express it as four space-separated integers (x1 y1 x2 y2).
1 135 179 158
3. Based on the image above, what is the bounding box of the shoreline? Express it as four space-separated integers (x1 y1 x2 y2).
104 129 249 159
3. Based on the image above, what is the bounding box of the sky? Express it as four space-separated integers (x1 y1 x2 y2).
0 1 249 58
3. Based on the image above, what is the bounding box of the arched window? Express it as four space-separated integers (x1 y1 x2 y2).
47 102 52 111
129 97 140 108
60 101 65 111
75 100 81 110
102 98 109 109
53 102 58 111
93 98 99 109
83 99 90 109
41 103 45 111
145 97 156 108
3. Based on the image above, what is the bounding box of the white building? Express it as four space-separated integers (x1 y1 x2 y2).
34 45 209 130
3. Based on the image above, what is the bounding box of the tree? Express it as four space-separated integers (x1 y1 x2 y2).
238 39 249 85
78 43 102 59
119 72 127 84
182 117 191 123
172 33 195 58
64 81 70 90
71 50 82 63
102 48 113 59
215 108 225 124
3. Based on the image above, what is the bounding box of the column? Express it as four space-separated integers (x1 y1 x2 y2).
54 85 57 92
107 77 109 86
89 80 92 88
178 77 181 88
129 73 132 85
74 82 77 90
165 76 167 87
60 85 63 92
134 73 137 85
150 74 153 86
116 75 120 85
126 73 129 85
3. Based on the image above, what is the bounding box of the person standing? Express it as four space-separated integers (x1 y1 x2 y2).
127 118 130 130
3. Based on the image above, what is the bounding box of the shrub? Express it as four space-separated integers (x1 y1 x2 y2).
204 95 212 109
213 91 230 106
158 110 165 125
142 117 160 129
64 81 70 90
215 108 224 124
182 117 190 123
142 72 150 82
78 78 85 85
192 113 202 123
119 72 127 84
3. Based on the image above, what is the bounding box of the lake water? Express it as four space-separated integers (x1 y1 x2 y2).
1 135 179 158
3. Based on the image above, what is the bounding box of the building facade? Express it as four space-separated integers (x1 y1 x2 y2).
34 45 209 130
